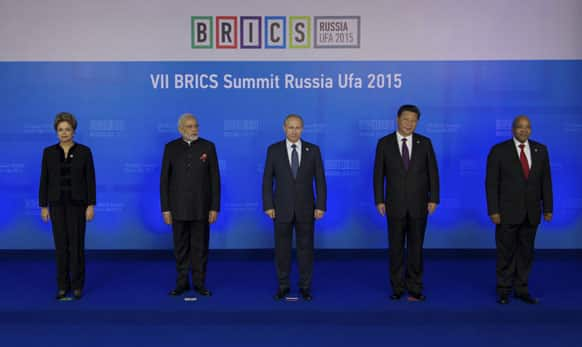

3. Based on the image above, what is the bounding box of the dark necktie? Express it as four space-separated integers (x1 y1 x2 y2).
401 138 410 171
291 144 299 178
519 144 530 179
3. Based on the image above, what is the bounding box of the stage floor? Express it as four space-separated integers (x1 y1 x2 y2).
0 250 580 346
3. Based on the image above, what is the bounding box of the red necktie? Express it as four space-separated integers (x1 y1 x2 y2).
519 144 530 179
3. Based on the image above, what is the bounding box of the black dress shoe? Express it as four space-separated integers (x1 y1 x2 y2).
273 288 290 300
390 292 404 300
300 288 313 301
194 286 212 296
73 289 82 300
168 287 189 296
515 293 539 304
497 296 509 304
407 292 426 302
55 289 68 300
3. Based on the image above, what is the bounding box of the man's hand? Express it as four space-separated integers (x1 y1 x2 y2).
544 213 553 222
41 207 50 223
209 210 218 224
265 209 276 219
427 202 437 215
314 209 325 220
489 213 501 224
85 205 95 221
163 211 172 225
376 203 386 217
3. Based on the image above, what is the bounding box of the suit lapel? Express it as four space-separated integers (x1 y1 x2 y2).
296 143 310 177
281 141 294 178
409 134 421 171
390 133 406 172
529 141 541 178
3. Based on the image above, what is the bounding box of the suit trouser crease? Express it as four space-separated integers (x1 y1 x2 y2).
172 220 209 289
387 213 427 294
274 220 314 290
50 203 86 290
495 220 537 296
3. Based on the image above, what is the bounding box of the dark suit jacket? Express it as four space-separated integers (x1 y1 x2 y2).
373 132 440 219
486 139 553 225
262 140 327 223
39 143 96 207
160 137 220 221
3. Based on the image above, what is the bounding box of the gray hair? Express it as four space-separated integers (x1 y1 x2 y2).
177 113 198 129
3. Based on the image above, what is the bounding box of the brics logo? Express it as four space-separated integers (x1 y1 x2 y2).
191 16 360 49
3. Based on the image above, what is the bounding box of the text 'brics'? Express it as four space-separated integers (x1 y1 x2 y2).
149 73 403 90
191 16 360 49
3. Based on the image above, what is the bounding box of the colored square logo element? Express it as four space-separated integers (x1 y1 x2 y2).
216 16 238 48
289 16 311 48
240 16 262 48
265 16 286 49
314 16 360 48
191 16 213 48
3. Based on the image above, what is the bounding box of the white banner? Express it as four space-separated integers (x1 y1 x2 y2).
0 0 581 61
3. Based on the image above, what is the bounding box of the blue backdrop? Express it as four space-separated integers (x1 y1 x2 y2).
1 60 581 249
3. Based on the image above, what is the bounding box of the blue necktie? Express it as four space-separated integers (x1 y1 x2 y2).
291 144 299 178
402 138 410 171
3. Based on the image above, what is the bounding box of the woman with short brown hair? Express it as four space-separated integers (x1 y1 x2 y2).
39 112 96 300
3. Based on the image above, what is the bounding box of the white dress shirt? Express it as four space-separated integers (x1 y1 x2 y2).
513 137 532 169
396 132 413 159
286 139 302 166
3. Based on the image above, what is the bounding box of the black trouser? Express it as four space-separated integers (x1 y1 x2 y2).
387 212 427 294
274 218 314 290
495 218 538 297
49 202 87 291
172 220 210 289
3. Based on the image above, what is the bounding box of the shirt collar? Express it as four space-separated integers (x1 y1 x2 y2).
396 131 412 143
286 139 302 149
513 137 529 148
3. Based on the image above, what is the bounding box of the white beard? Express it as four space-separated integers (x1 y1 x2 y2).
183 134 199 142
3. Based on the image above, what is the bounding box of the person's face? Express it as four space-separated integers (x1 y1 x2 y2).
512 117 531 143
180 118 199 141
397 110 419 137
283 117 303 143
56 121 74 143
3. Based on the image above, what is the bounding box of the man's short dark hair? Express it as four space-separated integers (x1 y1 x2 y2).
397 105 421 119
512 115 531 129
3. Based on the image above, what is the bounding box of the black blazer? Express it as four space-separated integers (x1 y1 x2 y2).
262 140 327 223
160 137 220 221
486 139 553 225
39 143 96 207
373 132 440 219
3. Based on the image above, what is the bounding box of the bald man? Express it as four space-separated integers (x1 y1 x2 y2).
486 115 553 305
